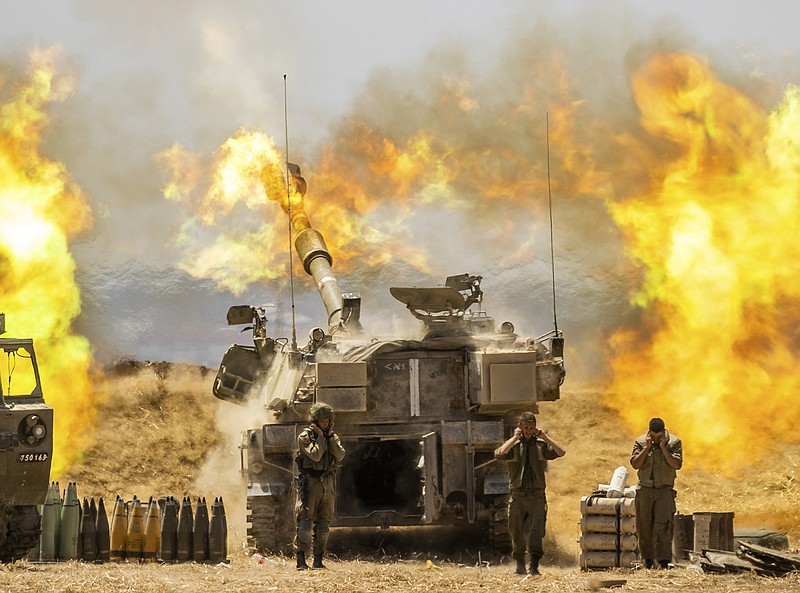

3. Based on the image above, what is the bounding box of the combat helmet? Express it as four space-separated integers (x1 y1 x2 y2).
309 402 333 421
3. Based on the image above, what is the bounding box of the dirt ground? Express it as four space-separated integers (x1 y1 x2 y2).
4 557 800 593
3 362 799 592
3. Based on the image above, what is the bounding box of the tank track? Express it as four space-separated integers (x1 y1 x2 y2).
0 505 41 563
246 494 295 555
489 494 512 555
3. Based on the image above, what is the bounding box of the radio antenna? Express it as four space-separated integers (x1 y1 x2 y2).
546 112 559 334
284 74 298 351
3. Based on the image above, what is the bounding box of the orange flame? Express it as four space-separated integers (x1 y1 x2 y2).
606 53 800 474
157 129 446 292
158 131 302 294
0 47 95 477
156 51 586 288
159 106 582 292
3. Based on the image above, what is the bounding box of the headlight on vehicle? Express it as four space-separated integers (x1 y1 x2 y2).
18 414 48 446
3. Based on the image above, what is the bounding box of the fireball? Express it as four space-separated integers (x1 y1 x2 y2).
0 47 95 477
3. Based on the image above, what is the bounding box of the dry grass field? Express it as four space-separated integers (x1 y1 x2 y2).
4 557 800 593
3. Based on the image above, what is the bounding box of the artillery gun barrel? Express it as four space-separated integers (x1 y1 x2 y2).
294 227 343 330
268 162 357 332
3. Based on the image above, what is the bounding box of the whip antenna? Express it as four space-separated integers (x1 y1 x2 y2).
284 74 298 351
546 112 559 334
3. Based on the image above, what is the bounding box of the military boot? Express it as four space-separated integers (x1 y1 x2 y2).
514 559 526 575
312 553 326 569
529 562 541 576
296 551 309 570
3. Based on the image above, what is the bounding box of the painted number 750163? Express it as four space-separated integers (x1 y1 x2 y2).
18 453 48 462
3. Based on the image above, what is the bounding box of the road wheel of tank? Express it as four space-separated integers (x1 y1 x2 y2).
489 494 512 555
247 494 294 555
0 505 41 563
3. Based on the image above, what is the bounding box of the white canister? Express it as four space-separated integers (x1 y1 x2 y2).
606 466 629 498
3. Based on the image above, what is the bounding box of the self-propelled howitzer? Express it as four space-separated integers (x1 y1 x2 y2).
212 165 565 554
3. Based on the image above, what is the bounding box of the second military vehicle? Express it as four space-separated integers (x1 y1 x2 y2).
0 313 53 562
213 165 565 554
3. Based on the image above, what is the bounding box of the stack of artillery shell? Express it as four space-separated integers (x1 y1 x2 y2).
36 482 112 563
36 484 228 564
579 495 638 570
108 494 227 563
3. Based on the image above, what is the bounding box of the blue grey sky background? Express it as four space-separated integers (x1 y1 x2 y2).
3 1 800 377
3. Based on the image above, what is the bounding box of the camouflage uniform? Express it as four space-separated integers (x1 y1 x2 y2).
631 431 682 566
494 437 559 567
295 405 345 569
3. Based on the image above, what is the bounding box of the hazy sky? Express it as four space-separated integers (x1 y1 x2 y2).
3 1 800 373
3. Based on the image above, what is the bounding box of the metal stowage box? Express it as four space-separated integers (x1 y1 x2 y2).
672 512 735 559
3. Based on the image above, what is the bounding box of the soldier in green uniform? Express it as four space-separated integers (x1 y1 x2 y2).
294 402 346 570
494 411 566 575
630 417 683 569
